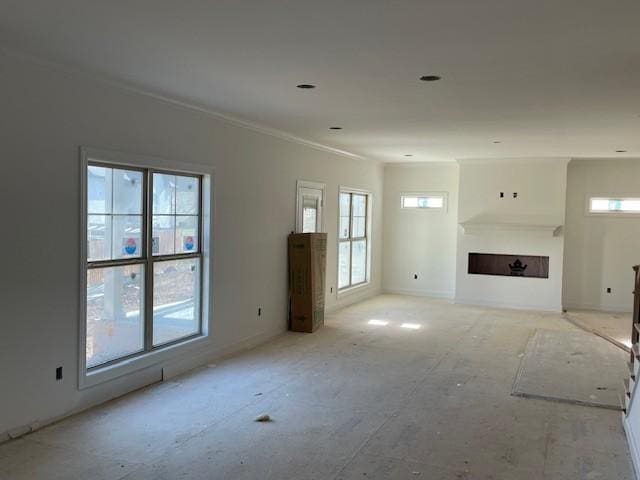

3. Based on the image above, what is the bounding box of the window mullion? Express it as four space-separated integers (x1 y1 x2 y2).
348 193 353 288
144 169 154 352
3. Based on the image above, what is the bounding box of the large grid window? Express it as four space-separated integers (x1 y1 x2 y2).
86 163 203 369
339 191 369 290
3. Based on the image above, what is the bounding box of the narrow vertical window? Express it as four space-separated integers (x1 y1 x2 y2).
338 190 369 290
85 161 203 370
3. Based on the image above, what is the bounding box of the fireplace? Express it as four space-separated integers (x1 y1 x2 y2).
468 253 549 279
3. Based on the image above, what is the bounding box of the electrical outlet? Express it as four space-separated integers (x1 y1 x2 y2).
257 307 262 316
513 192 518 198
56 366 63 380
414 274 418 280
500 192 504 198
606 287 612 293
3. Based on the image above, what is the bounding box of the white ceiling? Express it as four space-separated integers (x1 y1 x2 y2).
2 0 640 163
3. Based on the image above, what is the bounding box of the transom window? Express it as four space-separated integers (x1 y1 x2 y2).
85 162 203 370
338 190 370 290
589 197 640 214
401 193 446 210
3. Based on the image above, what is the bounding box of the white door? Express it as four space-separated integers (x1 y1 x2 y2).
296 181 325 233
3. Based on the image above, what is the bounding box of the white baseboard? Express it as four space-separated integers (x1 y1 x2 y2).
563 302 632 314
382 288 454 300
0 326 287 445
623 415 640 480
326 287 382 314
454 297 563 313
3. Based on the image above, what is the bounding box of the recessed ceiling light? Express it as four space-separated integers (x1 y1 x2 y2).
329 126 343 130
404 154 413 157
420 75 441 82
296 84 316 89
616 150 627 153
493 141 502 144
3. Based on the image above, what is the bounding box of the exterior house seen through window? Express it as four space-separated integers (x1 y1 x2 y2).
86 163 203 369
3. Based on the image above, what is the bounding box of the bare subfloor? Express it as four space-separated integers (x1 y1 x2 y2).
0 295 634 479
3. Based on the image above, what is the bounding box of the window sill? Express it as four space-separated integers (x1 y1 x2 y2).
79 334 210 390
338 281 370 298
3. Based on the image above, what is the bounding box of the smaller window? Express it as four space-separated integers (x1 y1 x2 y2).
401 193 446 210
589 197 640 214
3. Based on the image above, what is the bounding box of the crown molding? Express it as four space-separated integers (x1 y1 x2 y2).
456 157 571 165
0 46 371 163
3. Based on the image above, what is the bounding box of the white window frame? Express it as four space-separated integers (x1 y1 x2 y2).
295 180 326 233
400 192 448 211
337 187 372 294
79 147 214 389
585 194 640 217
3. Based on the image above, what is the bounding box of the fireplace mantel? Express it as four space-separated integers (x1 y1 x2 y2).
459 215 562 236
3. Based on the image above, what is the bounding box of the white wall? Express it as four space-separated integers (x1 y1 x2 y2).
455 159 568 311
563 159 640 312
0 51 383 440
382 164 459 298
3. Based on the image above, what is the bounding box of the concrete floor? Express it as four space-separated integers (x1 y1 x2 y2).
0 295 634 479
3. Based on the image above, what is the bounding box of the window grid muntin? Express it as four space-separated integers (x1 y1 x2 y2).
86 162 203 371
339 191 369 290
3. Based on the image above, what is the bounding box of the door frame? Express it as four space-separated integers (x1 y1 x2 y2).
295 180 326 233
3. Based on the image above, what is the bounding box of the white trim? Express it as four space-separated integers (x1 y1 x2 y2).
382 288 454 300
295 180 326 233
454 296 563 313
326 288 382 314
79 147 215 389
456 157 571 165
384 161 457 168
623 415 640 480
1 47 369 163
562 302 633 314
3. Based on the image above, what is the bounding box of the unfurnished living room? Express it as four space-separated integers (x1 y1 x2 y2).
2 1 640 479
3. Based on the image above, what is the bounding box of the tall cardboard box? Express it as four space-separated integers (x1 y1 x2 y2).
288 233 327 333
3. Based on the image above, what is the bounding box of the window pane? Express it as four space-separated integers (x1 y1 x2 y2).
176 175 199 215
86 265 144 368
339 216 350 239
338 241 351 289
302 195 318 233
153 259 200 346
352 194 366 217
402 196 418 208
113 169 143 215
176 216 199 253
340 193 351 217
113 215 143 259
153 173 175 215
152 216 175 255
352 216 365 238
87 166 112 214
88 215 112 261
351 240 367 284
